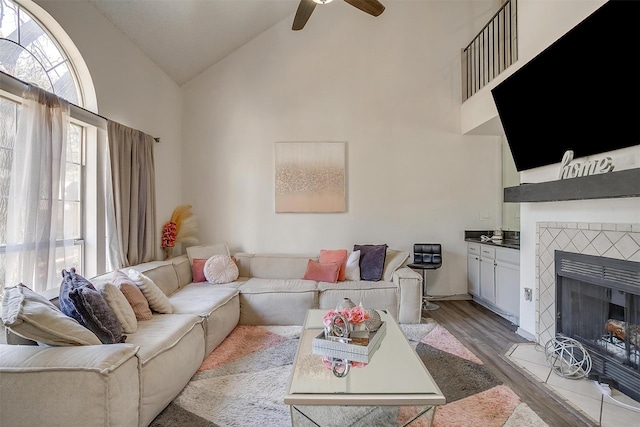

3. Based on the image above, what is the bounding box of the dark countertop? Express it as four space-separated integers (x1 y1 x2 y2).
465 237 520 250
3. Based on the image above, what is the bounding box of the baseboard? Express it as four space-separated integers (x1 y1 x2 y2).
516 327 536 342
427 294 473 301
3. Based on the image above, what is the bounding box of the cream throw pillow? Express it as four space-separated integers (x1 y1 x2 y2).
1 284 101 346
127 270 173 314
344 250 361 281
204 255 239 284
96 282 137 333
382 249 410 282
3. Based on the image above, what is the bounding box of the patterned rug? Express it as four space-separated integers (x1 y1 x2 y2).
150 319 549 427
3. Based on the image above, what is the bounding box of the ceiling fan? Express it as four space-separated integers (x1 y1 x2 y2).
292 0 385 31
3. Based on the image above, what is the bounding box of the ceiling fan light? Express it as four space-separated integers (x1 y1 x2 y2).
313 0 333 4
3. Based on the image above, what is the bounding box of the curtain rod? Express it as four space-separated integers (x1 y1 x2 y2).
0 70 161 143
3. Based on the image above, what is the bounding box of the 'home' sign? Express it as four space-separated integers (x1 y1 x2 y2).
558 150 615 180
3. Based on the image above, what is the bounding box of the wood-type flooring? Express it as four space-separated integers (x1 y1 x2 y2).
423 300 597 427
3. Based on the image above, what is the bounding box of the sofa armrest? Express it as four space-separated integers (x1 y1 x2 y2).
393 267 423 324
0 344 141 427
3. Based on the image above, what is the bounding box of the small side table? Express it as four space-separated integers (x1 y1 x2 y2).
408 262 442 311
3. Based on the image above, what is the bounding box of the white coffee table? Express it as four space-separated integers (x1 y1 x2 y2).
284 309 445 426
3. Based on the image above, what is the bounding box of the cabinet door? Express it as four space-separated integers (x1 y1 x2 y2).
467 254 480 296
496 262 520 317
480 258 496 304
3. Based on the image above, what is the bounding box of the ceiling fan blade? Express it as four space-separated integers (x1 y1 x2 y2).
343 0 385 17
292 0 317 31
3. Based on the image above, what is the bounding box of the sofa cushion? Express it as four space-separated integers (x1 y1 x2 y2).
169 284 239 317
124 313 203 365
238 277 318 294
68 285 125 344
191 258 207 283
249 253 318 279
1 284 101 346
204 255 239 284
127 270 173 314
95 282 137 334
171 255 193 287
319 249 348 281
186 243 230 264
344 250 361 281
129 262 180 297
302 259 340 283
382 249 410 282
113 271 153 321
354 244 388 281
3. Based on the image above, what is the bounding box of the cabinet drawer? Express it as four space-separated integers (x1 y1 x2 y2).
496 247 520 265
480 245 496 259
468 243 481 255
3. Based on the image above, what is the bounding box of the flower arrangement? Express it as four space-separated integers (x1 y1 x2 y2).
161 205 198 259
323 305 370 328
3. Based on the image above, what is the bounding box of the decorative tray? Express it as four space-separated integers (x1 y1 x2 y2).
312 321 387 363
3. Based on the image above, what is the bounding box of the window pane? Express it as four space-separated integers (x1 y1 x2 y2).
0 96 16 149
0 252 5 290
0 147 11 196
0 39 53 91
0 0 19 43
19 12 64 71
63 200 81 239
54 244 82 279
65 163 80 201
50 61 78 105
0 196 6 244
67 122 81 163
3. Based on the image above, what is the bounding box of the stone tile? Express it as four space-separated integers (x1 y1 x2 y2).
565 222 578 230
540 229 554 248
616 224 632 232
629 251 640 262
630 232 640 247
612 234 640 259
601 392 640 427
602 223 617 231
546 375 602 400
603 231 625 245
632 224 640 233
571 231 591 253
589 223 603 231
602 246 623 260
582 244 600 257
563 242 579 254
555 230 571 249
548 385 602 424
548 222 557 229
509 343 548 366
578 222 589 230
592 233 613 255
513 358 553 383
564 228 579 239
582 230 600 241
548 227 562 238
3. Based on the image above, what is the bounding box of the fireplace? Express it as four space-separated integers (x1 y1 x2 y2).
555 250 640 401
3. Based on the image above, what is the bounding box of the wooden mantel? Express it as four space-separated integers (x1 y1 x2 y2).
504 168 640 203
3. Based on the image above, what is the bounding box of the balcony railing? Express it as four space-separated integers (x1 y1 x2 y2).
462 0 518 101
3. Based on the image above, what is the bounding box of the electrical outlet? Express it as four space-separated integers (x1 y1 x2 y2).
524 288 533 301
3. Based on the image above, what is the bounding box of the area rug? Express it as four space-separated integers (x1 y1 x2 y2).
150 320 549 427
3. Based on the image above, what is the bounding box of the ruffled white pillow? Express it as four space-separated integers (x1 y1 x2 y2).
344 250 361 281
204 255 239 284
127 269 173 314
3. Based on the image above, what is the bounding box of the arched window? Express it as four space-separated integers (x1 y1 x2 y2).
0 0 81 104
0 0 103 292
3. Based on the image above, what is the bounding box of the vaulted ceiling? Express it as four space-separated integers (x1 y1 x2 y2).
86 0 299 85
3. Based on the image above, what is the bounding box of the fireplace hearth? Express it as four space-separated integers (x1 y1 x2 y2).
555 250 640 401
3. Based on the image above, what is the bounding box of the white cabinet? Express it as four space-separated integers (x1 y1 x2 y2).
467 242 520 324
467 247 480 296
495 248 520 319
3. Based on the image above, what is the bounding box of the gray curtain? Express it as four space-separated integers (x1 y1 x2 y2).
107 120 157 267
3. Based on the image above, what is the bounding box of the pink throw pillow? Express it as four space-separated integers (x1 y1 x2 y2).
302 259 341 283
319 249 348 281
192 259 207 283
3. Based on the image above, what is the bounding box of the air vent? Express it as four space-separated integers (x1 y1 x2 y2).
556 251 640 293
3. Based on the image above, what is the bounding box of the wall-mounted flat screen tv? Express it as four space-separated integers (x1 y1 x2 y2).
491 0 640 172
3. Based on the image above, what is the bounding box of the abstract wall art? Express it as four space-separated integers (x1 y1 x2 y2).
274 142 346 213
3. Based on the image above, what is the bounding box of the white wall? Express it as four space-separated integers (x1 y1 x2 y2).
182 1 502 296
35 0 184 261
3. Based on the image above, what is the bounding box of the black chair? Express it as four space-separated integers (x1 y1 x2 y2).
407 243 442 311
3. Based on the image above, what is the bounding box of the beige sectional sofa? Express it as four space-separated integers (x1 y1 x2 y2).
0 247 422 427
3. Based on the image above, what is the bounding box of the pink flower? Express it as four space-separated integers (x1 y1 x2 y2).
343 306 369 324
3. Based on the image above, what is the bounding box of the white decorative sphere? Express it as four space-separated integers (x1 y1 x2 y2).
544 336 592 379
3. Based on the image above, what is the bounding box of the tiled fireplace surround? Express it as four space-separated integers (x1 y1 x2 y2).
535 221 640 349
